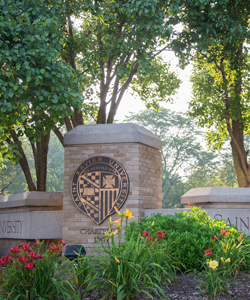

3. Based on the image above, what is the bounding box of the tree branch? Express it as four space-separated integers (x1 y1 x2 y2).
54 125 64 146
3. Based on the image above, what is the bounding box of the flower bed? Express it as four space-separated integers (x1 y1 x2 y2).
1 207 250 299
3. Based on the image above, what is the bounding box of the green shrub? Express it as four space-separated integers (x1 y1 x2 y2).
125 207 250 271
82 208 180 300
201 228 250 297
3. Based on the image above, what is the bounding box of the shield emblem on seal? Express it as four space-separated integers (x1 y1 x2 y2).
71 156 129 224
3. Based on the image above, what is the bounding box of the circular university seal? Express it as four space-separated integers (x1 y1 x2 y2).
71 156 130 224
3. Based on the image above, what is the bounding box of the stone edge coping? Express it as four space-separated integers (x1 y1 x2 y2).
0 192 63 209
181 187 250 203
144 207 250 217
63 123 162 150
144 208 190 217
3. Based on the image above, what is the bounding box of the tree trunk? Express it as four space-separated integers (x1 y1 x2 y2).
36 131 50 191
230 120 250 187
7 129 37 191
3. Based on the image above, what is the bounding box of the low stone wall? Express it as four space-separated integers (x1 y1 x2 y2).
2 185 250 258
0 192 63 256
145 187 250 236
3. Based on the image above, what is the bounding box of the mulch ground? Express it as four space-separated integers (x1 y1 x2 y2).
80 272 250 300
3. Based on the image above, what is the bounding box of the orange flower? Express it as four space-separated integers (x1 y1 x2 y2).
115 256 120 263
114 207 126 218
112 219 122 224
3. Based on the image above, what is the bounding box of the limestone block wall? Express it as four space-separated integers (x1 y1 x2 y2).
0 192 63 256
62 124 162 252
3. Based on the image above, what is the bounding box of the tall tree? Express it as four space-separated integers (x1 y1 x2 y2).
173 0 250 187
1 0 183 192
0 0 83 191
60 0 181 129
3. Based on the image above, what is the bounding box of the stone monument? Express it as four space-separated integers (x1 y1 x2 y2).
62 123 162 252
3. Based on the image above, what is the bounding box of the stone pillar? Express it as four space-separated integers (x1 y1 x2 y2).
62 123 162 251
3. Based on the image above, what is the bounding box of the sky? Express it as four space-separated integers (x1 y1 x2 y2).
115 52 193 122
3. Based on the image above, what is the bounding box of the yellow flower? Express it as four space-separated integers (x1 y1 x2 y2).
115 256 120 263
209 260 219 270
225 258 231 263
103 228 117 239
104 228 111 237
125 209 134 219
116 223 121 230
108 217 113 226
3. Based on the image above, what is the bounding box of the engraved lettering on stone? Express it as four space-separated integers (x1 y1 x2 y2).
0 220 23 234
239 217 249 230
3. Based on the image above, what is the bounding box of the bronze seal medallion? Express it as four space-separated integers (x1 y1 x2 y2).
71 156 129 225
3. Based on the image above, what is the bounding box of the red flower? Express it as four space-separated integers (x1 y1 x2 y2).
211 235 219 240
38 254 44 261
237 233 244 240
220 229 227 236
146 236 153 242
204 249 213 256
155 231 165 238
24 262 35 270
59 241 67 247
142 230 149 237
29 252 39 259
18 255 29 264
5 254 13 263
0 257 6 267
9 246 20 254
19 242 30 251
49 243 60 254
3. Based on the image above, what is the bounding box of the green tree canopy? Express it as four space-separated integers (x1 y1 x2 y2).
0 0 183 192
65 0 181 125
0 0 83 190
172 0 250 187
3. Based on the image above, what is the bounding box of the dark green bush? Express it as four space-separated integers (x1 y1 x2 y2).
125 207 250 271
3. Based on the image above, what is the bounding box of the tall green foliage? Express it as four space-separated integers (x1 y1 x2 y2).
0 0 83 191
0 0 183 191
70 0 181 124
173 0 250 187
